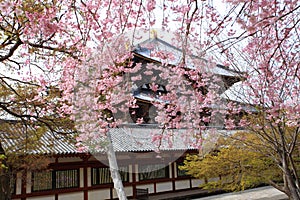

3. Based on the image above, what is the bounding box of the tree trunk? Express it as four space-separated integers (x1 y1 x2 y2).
284 168 300 200
277 127 300 200
0 144 10 200
281 151 300 200
107 133 127 200
0 173 10 200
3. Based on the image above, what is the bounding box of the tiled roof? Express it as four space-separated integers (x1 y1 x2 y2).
133 37 242 77
0 120 197 155
109 127 195 152
0 120 77 155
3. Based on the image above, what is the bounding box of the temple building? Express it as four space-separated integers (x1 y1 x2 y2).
0 37 243 200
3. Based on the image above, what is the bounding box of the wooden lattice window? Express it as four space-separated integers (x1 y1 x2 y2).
138 164 169 181
176 162 189 177
32 171 52 191
32 169 79 192
55 169 79 189
91 166 129 185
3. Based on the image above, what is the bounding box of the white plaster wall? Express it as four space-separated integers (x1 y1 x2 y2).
27 195 54 200
87 167 91 187
117 154 131 160
191 179 204 188
26 171 31 193
128 165 133 182
156 182 172 193
137 184 154 193
80 168 84 187
135 164 139 181
173 162 177 178
58 192 83 200
208 177 219 182
124 186 133 197
169 164 172 178
89 189 110 200
92 155 107 162
15 172 22 195
112 186 133 199
174 163 178 178
175 180 190 190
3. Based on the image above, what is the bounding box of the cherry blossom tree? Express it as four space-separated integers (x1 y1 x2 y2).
211 1 300 199
1 0 299 199
1 1 222 199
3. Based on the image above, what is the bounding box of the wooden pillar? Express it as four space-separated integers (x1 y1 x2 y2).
171 162 176 191
81 154 90 200
132 164 137 199
55 155 59 200
84 166 88 200
20 171 26 200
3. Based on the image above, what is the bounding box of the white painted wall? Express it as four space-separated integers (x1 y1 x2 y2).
175 180 190 190
59 192 84 200
174 163 178 178
88 189 110 200
169 163 172 179
156 182 172 193
80 168 84 187
87 167 91 187
112 186 133 199
137 184 154 194
191 179 204 187
128 165 133 182
15 172 22 195
27 195 55 200
134 164 139 181
26 171 31 193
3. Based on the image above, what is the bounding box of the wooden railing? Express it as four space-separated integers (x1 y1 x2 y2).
136 188 149 200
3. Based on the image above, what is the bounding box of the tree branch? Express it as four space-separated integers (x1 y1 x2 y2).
0 38 23 62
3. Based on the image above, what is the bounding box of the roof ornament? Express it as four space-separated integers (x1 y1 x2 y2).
150 29 157 39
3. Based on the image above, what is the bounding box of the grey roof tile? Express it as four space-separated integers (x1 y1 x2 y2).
0 121 197 155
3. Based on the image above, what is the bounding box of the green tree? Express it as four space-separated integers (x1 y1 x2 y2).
0 83 75 200
181 131 283 192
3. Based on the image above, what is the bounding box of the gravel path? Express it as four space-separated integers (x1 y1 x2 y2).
192 186 288 200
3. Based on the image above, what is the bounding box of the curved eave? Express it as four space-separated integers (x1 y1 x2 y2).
113 148 197 153
133 51 243 78
133 51 164 64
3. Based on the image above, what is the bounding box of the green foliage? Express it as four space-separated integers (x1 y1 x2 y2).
0 83 76 172
0 155 8 171
180 132 282 192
